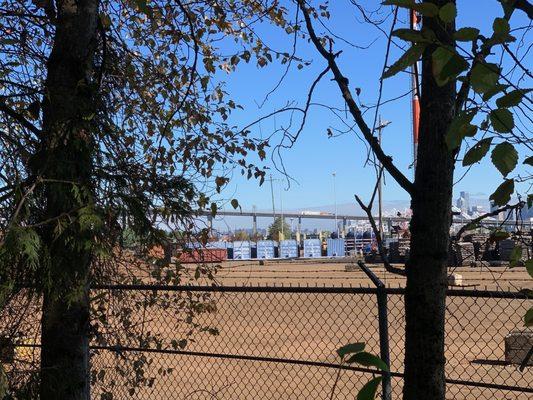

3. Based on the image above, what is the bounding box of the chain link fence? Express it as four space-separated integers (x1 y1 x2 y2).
2 284 531 399
89 284 531 400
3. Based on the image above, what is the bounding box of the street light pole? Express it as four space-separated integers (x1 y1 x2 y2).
332 172 337 237
268 174 276 222
279 181 284 239
376 116 392 238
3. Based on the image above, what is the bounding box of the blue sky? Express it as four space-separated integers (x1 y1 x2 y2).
213 1 531 212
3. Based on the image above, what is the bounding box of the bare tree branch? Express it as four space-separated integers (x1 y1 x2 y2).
0 101 41 137
297 0 415 195
504 0 533 19
354 169 406 276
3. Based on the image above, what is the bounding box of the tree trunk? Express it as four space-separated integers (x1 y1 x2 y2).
403 2 456 399
33 1 100 399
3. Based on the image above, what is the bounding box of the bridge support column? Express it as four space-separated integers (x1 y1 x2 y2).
342 218 347 238
252 214 257 237
296 216 302 243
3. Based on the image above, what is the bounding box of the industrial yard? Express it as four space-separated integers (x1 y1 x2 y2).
88 258 532 400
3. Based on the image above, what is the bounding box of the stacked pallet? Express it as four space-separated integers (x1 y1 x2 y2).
481 240 498 261
388 239 410 263
463 233 489 260
499 239 516 261
498 238 532 261
452 242 476 266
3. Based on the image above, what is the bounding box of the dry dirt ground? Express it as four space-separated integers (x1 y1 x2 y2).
209 259 532 291
88 259 532 400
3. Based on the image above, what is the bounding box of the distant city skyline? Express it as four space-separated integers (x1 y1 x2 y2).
207 192 527 233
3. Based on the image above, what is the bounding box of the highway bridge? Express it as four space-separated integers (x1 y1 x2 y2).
197 209 521 235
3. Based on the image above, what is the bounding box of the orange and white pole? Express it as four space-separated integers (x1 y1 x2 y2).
410 9 421 171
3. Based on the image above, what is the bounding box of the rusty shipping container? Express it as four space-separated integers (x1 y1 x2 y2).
176 248 227 263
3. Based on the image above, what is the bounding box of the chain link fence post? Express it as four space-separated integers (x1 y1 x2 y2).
358 261 392 400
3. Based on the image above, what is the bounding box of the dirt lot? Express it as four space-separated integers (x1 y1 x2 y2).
211 258 532 291
88 259 532 400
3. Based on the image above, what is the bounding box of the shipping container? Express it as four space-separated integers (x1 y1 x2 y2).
176 248 227 263
257 240 276 259
206 241 228 249
279 239 298 258
327 238 346 257
303 238 322 258
232 240 252 259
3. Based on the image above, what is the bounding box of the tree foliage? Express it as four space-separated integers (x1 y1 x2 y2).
0 0 294 396
267 216 290 241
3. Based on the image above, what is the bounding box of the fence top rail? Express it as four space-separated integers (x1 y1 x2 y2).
91 283 531 299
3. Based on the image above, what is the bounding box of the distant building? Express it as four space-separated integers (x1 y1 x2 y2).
490 200 505 221
470 205 485 215
456 191 470 214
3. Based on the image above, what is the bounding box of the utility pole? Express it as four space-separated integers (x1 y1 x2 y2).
376 116 392 238
268 174 276 221
332 172 338 236
279 181 284 239
252 204 257 237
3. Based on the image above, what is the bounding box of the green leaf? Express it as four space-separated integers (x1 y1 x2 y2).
489 108 514 133
493 17 510 38
134 0 152 17
454 27 480 41
347 352 389 371
470 63 500 94
414 2 440 17
525 308 533 327
524 156 533 166
357 377 383 400
337 342 365 359
491 141 518 176
383 44 426 79
392 29 428 42
528 194 533 209
462 137 492 166
489 179 514 206
445 111 477 150
230 199 239 209
526 259 533 279
496 89 531 108
509 246 523 268
482 84 509 101
432 46 469 86
439 3 456 23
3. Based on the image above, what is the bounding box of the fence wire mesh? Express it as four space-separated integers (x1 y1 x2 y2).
1 285 531 399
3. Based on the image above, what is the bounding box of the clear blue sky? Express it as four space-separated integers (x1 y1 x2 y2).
213 1 531 211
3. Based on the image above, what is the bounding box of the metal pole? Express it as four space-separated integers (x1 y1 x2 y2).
279 181 284 238
377 286 392 400
269 174 276 221
357 261 392 400
333 172 338 236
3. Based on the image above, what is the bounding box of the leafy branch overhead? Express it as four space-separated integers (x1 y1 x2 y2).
380 0 531 205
